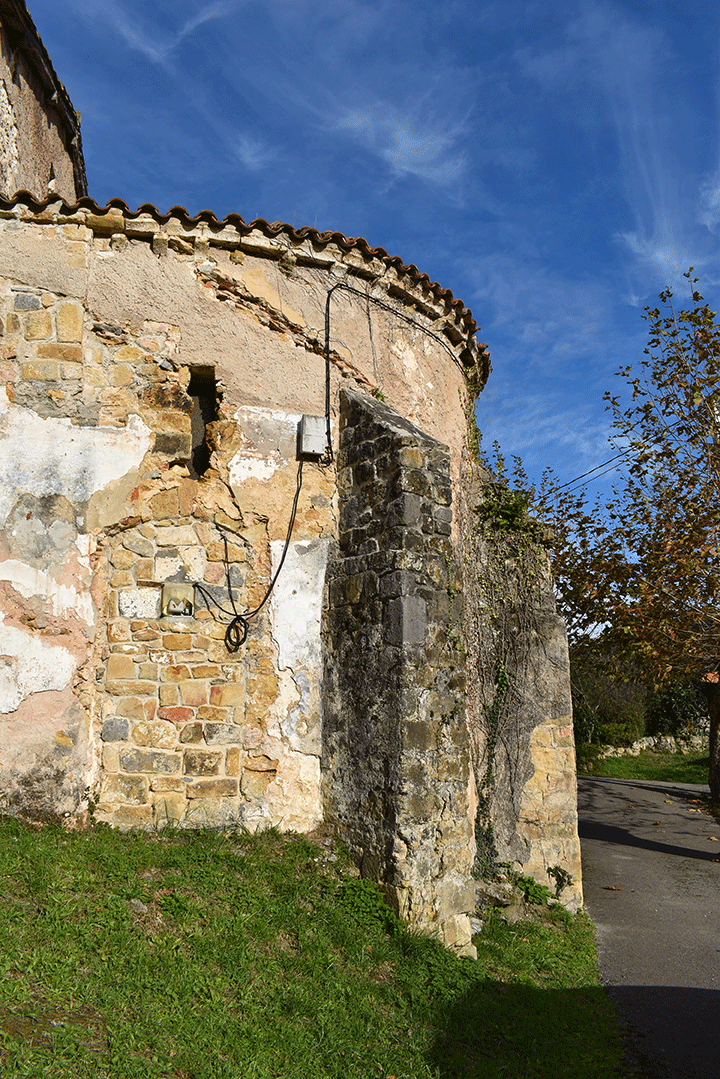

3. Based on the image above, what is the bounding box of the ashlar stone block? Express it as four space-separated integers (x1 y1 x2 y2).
100 773 149 805
153 793 186 826
183 749 221 776
105 679 156 697
56 303 84 342
132 720 177 749
24 311 52 340
241 770 274 798
179 681 208 707
108 805 153 831
119 748 181 773
106 654 136 680
186 778 238 799
203 723 242 744
146 772 186 793
101 716 129 742
384 595 427 647
184 798 242 827
21 359 57 380
180 723 203 744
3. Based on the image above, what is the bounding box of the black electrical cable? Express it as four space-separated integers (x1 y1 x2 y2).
322 279 473 460
551 452 629 492
191 278 469 648
194 458 304 652
323 284 337 463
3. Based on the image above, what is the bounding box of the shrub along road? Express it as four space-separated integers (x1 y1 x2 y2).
578 776 720 1078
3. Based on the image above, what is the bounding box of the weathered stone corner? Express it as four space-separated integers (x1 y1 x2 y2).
323 388 476 956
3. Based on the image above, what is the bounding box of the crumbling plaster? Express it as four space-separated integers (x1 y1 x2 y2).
0 388 152 521
0 0 586 951
0 377 155 815
0 201 478 842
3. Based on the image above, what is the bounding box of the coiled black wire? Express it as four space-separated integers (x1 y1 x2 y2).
193 278 463 650
194 458 304 652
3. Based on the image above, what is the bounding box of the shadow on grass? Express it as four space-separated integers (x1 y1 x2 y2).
429 981 629 1079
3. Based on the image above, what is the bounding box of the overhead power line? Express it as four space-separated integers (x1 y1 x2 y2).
552 452 629 492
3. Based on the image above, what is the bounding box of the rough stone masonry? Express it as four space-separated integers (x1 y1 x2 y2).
323 389 475 953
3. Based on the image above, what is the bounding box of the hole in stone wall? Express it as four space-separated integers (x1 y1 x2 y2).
187 366 218 478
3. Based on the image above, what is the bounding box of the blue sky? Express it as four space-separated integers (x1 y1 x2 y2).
28 0 720 492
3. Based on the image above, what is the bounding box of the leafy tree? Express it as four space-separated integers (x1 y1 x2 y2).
570 650 648 747
538 272 720 797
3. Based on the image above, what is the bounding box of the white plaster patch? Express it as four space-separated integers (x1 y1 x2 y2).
270 540 328 757
180 547 206 580
118 588 161 619
229 407 301 486
0 559 94 623
270 540 328 673
266 751 322 832
229 456 280 484
262 669 301 745
0 617 76 714
154 554 183 581
229 407 335 487
155 526 198 546
0 390 153 526
234 406 301 441
75 533 96 564
392 338 418 372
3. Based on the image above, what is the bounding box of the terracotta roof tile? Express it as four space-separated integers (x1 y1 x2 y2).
0 191 490 388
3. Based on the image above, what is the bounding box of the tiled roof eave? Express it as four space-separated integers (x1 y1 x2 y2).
0 191 490 389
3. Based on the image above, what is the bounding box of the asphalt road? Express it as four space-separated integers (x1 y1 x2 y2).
578 775 720 1078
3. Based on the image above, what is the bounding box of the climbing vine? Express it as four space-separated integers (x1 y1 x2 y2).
462 416 552 880
473 660 508 878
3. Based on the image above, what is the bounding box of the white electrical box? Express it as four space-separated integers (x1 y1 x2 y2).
300 414 326 457
161 582 195 617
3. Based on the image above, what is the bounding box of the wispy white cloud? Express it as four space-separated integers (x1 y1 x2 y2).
517 2 714 296
177 3 237 44
699 170 720 235
614 229 689 291
68 0 275 179
465 242 645 483
514 42 582 89
595 18 692 288
264 0 390 60
333 99 469 189
69 0 241 68
466 248 618 365
475 386 615 482
233 133 274 173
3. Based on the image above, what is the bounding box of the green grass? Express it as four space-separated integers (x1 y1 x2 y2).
0 820 631 1078
579 747 709 785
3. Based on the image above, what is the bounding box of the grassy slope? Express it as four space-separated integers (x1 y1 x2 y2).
579 748 709 785
0 821 631 1079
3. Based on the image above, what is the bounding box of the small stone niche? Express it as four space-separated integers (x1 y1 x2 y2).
187 367 218 478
